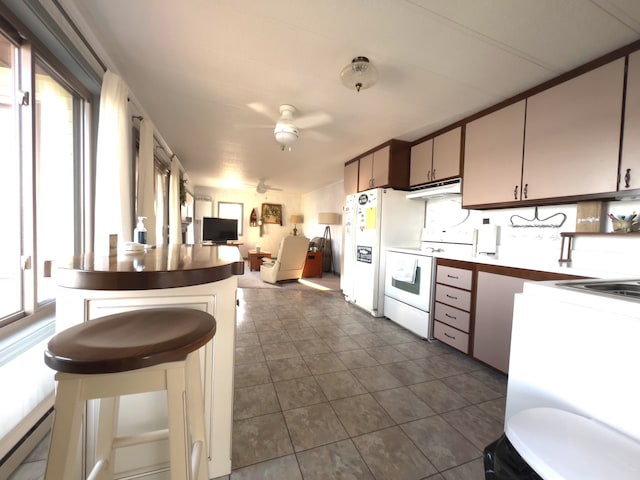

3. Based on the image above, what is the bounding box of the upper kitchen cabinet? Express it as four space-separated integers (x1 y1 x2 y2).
344 160 359 196
522 58 625 200
621 50 640 191
355 140 411 192
410 127 461 187
463 101 526 207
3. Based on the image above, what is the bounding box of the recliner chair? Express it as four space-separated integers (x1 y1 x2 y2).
260 235 310 284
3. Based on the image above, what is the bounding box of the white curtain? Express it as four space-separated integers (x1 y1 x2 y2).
137 118 156 244
168 156 182 244
155 169 166 245
94 71 131 254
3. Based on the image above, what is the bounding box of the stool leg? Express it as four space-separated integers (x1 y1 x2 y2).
166 364 189 480
93 396 119 479
186 352 208 480
45 376 84 480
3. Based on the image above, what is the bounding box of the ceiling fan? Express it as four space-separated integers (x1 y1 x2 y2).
246 103 332 149
256 178 282 194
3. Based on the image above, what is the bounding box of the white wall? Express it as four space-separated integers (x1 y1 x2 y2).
302 180 344 273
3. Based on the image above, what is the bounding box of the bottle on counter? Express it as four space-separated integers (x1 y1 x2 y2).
134 216 147 244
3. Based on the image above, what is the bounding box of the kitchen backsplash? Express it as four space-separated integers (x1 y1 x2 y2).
423 196 640 276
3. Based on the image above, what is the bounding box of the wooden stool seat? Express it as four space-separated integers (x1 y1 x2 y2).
43 308 216 480
45 308 216 374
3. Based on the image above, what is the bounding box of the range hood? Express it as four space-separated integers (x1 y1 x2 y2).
406 178 462 200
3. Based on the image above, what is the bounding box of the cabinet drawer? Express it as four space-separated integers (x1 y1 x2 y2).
436 266 472 290
434 302 470 332
434 321 469 354
435 284 471 311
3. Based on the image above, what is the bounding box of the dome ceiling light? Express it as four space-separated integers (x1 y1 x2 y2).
274 104 299 150
340 56 378 92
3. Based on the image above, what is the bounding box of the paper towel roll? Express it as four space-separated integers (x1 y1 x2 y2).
477 224 498 254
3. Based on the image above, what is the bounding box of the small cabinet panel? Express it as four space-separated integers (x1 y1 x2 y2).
434 321 469 354
358 153 374 191
410 139 433 186
463 101 526 206
344 160 359 196
473 272 526 373
435 284 471 311
523 58 624 200
621 50 640 191
436 265 472 290
432 127 461 182
371 145 391 188
434 302 470 332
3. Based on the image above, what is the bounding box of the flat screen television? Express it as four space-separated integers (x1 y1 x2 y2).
202 217 238 244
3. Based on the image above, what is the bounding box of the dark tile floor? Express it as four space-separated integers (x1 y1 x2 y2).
228 288 506 479
9 287 507 480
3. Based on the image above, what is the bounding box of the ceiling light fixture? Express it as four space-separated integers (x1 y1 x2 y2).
273 106 299 150
340 56 378 92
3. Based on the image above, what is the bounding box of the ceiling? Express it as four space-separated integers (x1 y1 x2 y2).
62 0 640 194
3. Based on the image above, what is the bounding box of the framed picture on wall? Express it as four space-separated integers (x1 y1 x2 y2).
261 203 282 225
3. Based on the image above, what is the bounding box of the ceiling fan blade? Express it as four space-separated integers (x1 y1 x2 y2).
234 122 273 129
295 112 332 129
247 102 279 121
304 130 333 143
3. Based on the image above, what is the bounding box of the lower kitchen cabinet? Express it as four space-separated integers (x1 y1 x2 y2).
435 260 584 374
433 261 473 354
473 271 526 373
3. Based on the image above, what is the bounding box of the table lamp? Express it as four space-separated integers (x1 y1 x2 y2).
290 214 303 236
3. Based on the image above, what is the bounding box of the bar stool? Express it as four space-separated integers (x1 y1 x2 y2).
43 307 216 480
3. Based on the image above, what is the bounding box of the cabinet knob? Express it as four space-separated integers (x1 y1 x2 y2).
432 168 436 180
513 185 518 200
523 183 528 199
625 168 631 188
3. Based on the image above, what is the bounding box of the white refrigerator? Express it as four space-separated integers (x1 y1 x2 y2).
341 188 425 317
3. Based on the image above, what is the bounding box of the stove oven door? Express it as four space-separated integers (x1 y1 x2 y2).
384 250 434 310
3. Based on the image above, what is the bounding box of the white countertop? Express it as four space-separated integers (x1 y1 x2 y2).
387 243 638 280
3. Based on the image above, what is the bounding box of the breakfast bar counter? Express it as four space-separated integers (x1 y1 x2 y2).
54 244 244 479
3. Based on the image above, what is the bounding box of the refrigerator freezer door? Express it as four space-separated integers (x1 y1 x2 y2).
351 190 381 313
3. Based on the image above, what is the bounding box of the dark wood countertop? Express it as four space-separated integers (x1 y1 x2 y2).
55 244 245 291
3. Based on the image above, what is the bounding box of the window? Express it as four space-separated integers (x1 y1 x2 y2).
218 202 244 236
0 34 20 322
0 27 90 332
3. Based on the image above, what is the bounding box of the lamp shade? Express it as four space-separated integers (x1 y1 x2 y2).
318 212 340 225
290 214 303 224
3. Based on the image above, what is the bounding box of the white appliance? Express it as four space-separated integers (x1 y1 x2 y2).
383 249 434 338
383 196 475 339
341 188 425 317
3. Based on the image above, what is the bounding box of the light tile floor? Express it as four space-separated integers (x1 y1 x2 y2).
9 287 507 480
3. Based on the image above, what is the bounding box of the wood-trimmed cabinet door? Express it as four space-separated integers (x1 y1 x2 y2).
522 57 624 200
410 138 433 187
473 272 526 374
344 160 359 196
358 153 374 191
621 50 640 191
432 126 461 182
371 145 391 188
463 101 526 207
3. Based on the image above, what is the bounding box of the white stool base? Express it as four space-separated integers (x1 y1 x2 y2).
45 352 208 480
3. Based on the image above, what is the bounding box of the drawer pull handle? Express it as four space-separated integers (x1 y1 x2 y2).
447 274 459 279
446 294 458 300
445 313 457 320
444 332 456 339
